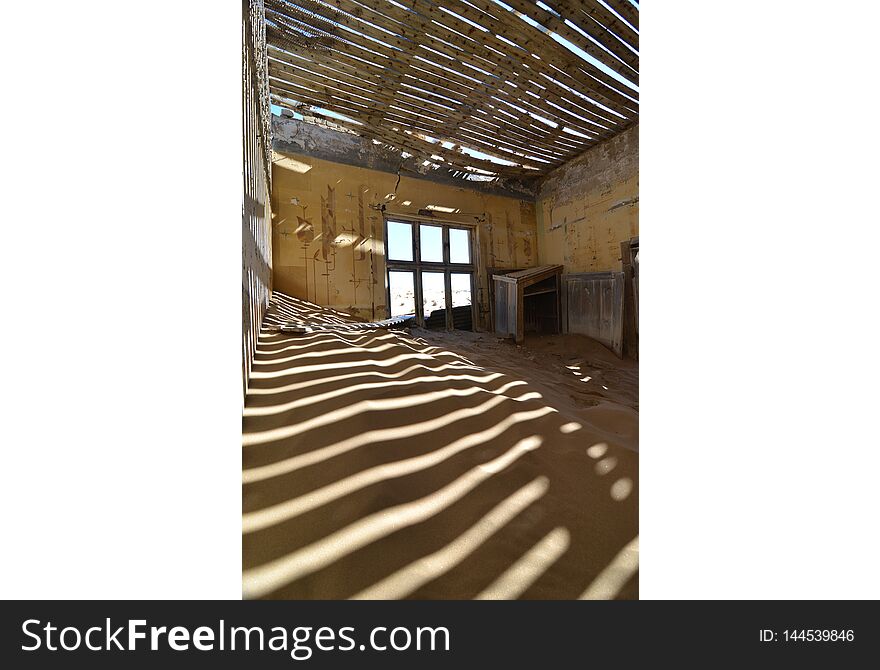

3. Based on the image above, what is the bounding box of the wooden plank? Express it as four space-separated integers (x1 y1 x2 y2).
326 0 635 113
506 0 638 85
438 0 637 99
269 87 538 176
495 264 564 285
268 32 616 154
408 0 637 108
270 46 602 157
564 271 625 357
620 239 637 358
515 282 524 344
269 79 546 174
450 0 637 108
555 272 562 334
268 21 631 142
269 0 636 118
603 0 640 33
264 0 638 177
269 54 587 160
269 79 575 175
576 0 639 61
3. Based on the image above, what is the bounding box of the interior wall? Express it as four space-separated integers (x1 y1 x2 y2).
242 0 273 392
271 152 538 330
536 125 638 273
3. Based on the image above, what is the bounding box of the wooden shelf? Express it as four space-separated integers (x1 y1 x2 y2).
524 287 557 297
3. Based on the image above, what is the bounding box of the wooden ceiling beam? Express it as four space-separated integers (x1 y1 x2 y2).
269 85 544 176
578 1 639 54
270 71 579 168
603 0 639 33
507 0 638 82
268 39 616 150
270 0 636 117
268 53 592 159
448 0 637 106
264 0 638 177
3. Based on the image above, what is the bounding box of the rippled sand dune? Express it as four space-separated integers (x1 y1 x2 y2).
243 292 638 599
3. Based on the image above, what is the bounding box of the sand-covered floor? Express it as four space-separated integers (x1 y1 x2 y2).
411 328 639 454
243 292 638 599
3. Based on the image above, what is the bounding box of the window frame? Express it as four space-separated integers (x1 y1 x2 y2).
384 215 476 329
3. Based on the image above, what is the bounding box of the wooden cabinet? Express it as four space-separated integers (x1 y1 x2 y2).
493 265 563 344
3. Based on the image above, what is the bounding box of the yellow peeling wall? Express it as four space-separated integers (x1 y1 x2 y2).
537 125 638 273
271 152 537 329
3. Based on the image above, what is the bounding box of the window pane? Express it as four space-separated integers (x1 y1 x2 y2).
420 224 443 262
451 273 472 307
421 271 446 323
387 221 413 261
388 271 415 316
449 228 470 264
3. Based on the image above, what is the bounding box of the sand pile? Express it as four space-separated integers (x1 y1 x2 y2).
243 292 638 599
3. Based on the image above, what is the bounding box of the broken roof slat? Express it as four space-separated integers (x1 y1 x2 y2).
269 41 612 156
603 0 640 34
268 20 632 131
411 0 635 105
455 125 570 163
264 0 638 179
275 0 637 117
270 87 539 174
268 61 472 140
454 0 637 106
384 0 629 115
510 0 638 84
500 0 638 86
271 91 515 176
268 64 578 165
577 1 639 57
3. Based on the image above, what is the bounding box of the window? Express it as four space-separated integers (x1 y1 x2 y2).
388 270 415 317
387 221 414 261
420 224 443 262
384 218 475 330
449 228 471 264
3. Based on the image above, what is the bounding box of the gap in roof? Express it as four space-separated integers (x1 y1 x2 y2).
541 71 627 120
336 2 399 38
313 106 362 126
494 33 523 52
297 0 390 43
460 146 519 167
597 0 639 35
529 112 558 128
535 2 558 16
548 28 639 94
562 126 593 140
266 0 637 180
429 26 468 52
491 0 638 93
439 7 489 33
560 18 638 77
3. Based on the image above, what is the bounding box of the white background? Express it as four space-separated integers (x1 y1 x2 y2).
1 2 878 599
